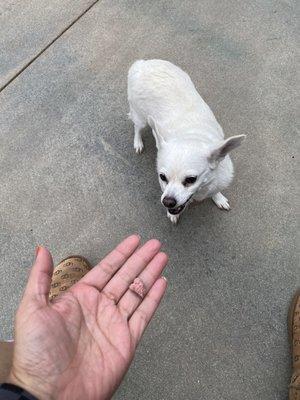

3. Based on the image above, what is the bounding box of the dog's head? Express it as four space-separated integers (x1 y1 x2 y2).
148 116 245 216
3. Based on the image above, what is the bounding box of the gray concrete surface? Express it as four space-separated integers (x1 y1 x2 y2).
0 0 96 89
0 1 298 399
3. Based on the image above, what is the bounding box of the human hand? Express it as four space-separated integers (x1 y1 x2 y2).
8 235 168 399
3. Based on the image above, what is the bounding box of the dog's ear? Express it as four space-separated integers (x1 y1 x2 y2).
209 135 246 168
147 116 166 149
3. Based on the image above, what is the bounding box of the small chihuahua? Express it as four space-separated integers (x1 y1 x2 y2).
128 59 245 223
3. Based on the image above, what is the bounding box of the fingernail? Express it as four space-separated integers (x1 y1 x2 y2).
35 246 42 259
161 276 168 282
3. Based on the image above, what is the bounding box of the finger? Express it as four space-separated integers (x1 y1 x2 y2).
129 277 167 346
118 252 168 319
102 239 161 303
80 235 140 290
23 246 54 304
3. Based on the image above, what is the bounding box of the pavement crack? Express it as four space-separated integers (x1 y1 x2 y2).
98 136 130 167
0 0 101 93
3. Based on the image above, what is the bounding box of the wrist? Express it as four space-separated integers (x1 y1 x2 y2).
7 368 55 400
0 383 38 400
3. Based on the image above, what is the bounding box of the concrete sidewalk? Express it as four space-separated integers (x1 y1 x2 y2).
0 1 297 399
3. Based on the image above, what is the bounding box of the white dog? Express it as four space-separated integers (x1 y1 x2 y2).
127 59 245 223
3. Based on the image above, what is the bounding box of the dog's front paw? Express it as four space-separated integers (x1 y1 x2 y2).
134 138 144 154
167 212 179 224
212 192 231 210
134 144 144 154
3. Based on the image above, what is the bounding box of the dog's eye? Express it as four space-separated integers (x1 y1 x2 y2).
183 176 197 186
159 173 168 183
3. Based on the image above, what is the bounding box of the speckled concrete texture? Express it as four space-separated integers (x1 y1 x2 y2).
0 0 96 88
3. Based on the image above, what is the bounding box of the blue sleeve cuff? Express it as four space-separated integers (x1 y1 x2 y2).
0 383 38 399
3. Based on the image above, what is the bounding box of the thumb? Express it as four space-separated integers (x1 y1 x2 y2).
23 246 54 304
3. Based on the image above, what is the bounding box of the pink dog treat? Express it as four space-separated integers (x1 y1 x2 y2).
129 278 146 298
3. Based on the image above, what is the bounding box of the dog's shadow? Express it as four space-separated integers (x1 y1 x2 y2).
139 125 156 156
128 124 157 176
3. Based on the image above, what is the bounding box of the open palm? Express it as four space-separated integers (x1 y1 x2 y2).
9 236 168 400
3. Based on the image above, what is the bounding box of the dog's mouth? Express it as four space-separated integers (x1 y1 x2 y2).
167 195 193 215
168 204 185 215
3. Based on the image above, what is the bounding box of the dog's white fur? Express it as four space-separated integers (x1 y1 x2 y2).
128 59 245 223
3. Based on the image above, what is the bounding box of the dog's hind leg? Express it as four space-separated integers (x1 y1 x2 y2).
129 106 146 154
212 192 231 210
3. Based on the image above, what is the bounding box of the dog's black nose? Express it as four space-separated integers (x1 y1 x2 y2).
162 196 177 208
